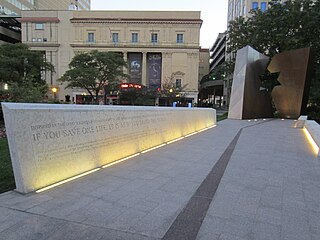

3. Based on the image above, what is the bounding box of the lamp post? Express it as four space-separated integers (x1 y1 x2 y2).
51 87 58 100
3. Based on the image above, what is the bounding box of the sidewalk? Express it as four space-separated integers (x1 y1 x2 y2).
0 119 319 240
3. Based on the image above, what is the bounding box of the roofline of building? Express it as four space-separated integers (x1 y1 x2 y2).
19 17 60 23
210 32 226 51
199 48 210 52
70 18 203 24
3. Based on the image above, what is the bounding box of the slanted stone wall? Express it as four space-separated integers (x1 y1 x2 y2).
2 103 216 193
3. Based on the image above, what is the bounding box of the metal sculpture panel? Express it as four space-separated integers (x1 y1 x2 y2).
268 48 313 119
228 46 273 119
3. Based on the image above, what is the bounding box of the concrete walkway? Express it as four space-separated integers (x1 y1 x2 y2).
0 119 319 240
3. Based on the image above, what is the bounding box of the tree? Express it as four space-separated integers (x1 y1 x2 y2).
227 0 320 119
160 72 188 98
59 50 127 104
0 43 53 102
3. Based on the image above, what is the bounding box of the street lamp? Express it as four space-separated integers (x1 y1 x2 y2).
51 87 58 100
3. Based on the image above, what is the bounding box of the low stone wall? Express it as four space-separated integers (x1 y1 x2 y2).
305 120 320 155
2 103 216 193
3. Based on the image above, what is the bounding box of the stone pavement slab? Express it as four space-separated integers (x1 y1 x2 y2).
196 119 320 240
1 119 319 240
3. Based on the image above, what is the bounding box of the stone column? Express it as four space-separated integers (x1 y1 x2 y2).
123 51 128 77
142 51 147 87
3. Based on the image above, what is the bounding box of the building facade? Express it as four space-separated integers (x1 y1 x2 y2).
210 33 226 73
199 48 210 86
228 0 270 22
0 0 90 16
199 33 226 108
0 0 90 44
20 10 202 104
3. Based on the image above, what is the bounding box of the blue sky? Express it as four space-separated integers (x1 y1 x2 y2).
91 0 228 48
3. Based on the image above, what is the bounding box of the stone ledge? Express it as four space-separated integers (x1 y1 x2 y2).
304 119 320 156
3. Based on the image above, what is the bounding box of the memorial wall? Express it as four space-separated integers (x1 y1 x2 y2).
2 103 216 193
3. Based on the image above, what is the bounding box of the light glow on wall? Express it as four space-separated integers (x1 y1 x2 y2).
303 128 319 156
35 124 217 193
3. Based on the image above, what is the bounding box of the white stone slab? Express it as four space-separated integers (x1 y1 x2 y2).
304 120 320 156
293 115 308 128
228 46 270 119
2 103 216 193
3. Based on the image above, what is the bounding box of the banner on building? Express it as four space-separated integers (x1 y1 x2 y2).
147 53 162 90
128 53 142 84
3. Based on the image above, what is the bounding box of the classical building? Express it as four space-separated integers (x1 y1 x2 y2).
0 0 90 15
0 0 90 44
20 10 202 104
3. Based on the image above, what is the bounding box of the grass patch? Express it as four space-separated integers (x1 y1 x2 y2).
0 138 15 193
217 112 228 122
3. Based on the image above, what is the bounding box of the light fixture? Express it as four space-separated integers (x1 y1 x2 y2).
102 153 140 168
36 168 100 193
141 144 166 153
303 128 319 156
51 87 58 93
167 137 185 144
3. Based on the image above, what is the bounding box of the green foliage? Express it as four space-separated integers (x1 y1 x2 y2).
204 63 230 84
0 138 15 193
160 72 188 98
227 0 320 120
120 87 155 106
228 0 320 57
0 43 53 102
59 51 127 103
217 112 228 122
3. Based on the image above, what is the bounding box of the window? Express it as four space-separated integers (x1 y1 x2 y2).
252 2 259 10
32 38 36 42
35 23 44 30
151 33 158 43
261 2 267 12
87 32 94 43
131 33 138 43
176 79 182 89
112 33 119 43
177 34 184 43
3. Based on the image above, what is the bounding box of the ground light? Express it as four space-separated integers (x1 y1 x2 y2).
35 168 100 193
35 124 217 193
303 127 319 156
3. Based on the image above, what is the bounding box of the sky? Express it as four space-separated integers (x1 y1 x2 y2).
91 0 228 49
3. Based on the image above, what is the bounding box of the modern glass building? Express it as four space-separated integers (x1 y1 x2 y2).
227 0 270 22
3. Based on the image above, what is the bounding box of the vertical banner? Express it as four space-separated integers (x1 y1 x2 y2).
128 53 142 84
147 53 162 90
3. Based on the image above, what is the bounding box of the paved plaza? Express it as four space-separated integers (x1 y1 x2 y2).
0 119 319 240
